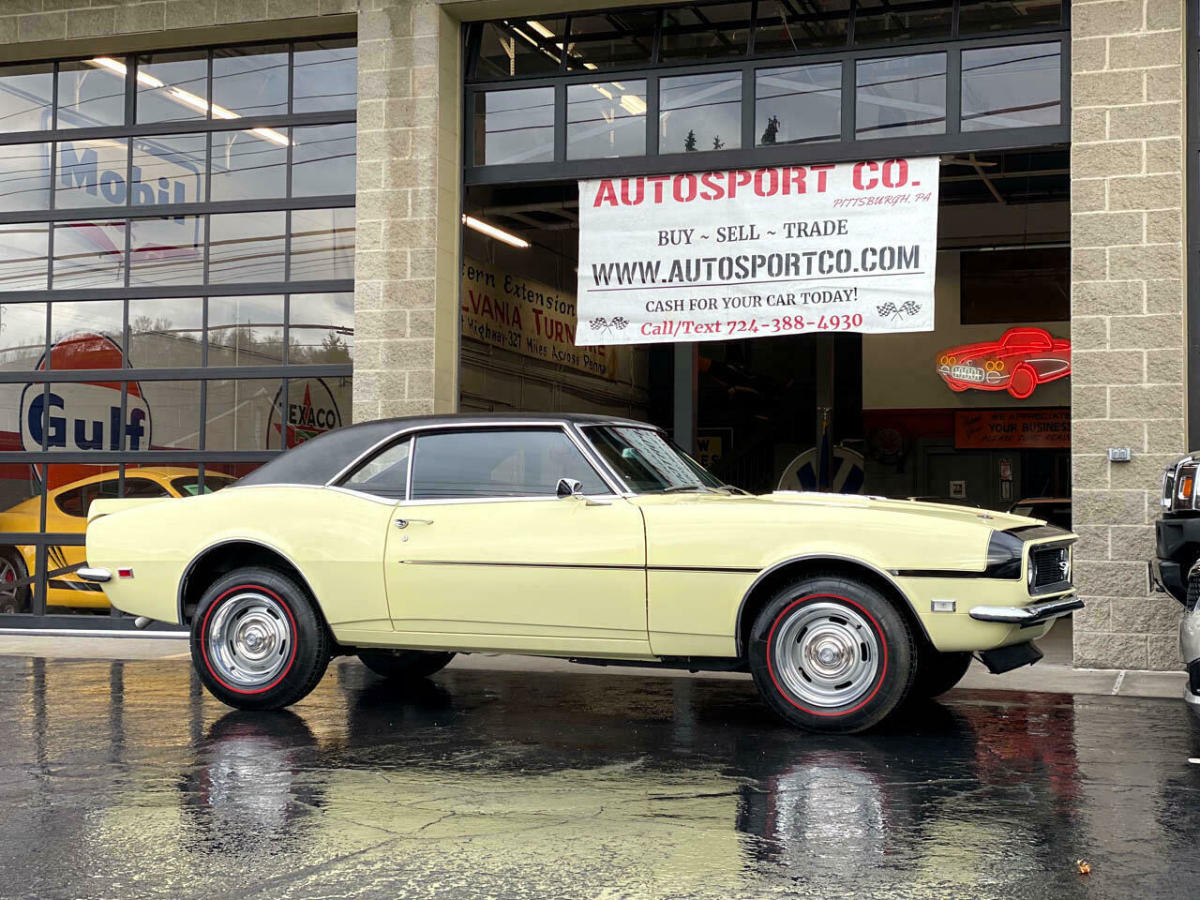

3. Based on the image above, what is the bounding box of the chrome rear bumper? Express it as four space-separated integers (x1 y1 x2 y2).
968 594 1083 625
77 567 112 583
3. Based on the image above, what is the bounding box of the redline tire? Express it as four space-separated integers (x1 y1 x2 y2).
357 648 455 680
909 647 973 700
1008 363 1038 400
190 566 330 711
748 574 915 733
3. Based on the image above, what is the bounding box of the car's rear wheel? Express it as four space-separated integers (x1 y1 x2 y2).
909 647 973 700
748 574 915 733
357 648 455 680
0 547 30 614
191 567 330 710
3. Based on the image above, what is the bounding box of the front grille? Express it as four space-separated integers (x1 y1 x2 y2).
1030 545 1070 591
1187 570 1200 611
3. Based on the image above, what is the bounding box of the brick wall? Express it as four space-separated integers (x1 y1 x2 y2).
1071 0 1187 669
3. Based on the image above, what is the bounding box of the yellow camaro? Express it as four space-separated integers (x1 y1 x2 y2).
0 467 234 613
83 415 1080 733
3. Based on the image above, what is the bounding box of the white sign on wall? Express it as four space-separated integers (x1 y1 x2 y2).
576 158 939 346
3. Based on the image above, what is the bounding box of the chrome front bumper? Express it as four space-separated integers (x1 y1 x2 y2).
968 594 1083 625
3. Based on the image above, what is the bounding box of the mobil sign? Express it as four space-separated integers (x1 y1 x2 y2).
20 334 152 481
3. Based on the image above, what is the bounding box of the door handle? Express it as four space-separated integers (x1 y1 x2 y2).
394 518 434 529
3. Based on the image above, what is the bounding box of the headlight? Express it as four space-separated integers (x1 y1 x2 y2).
1165 456 1199 512
985 531 1023 579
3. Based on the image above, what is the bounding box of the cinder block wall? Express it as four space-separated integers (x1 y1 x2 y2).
1071 0 1187 669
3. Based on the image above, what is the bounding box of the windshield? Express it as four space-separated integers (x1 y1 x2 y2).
584 426 727 493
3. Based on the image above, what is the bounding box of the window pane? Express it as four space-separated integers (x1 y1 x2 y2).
0 63 53 133
961 42 1061 131
959 0 1062 34
135 51 208 123
756 63 841 146
0 142 50 211
48 302 124 368
209 211 286 283
754 0 848 54
566 12 656 71
210 129 287 201
207 296 284 366
57 60 125 129
853 0 952 44
292 124 355 196
55 138 128 209
0 302 45 370
476 20 565 79
204 378 282 450
289 208 354 281
293 39 358 111
411 429 608 499
128 298 203 368
659 71 741 154
856 53 946 138
289 292 354 363
660 3 752 61
212 45 289 119
130 215 203 286
132 134 205 206
0 224 48 291
53 221 125 289
273 375 349 448
343 438 410 497
473 88 555 165
567 81 646 160
132 380 199 451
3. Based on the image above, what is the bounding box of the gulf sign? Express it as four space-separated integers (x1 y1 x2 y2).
19 334 152 472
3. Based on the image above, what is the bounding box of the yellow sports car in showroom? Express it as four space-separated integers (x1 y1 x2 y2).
83 415 1080 733
0 467 234 612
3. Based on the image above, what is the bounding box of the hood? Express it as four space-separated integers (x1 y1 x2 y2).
759 491 1040 531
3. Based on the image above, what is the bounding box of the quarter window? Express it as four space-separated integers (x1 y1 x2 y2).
341 438 412 499
409 429 609 500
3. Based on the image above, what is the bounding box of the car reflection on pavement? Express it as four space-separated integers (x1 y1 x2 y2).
4 656 1199 899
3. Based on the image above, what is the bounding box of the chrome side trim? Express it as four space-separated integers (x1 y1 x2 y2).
0 628 185 639
325 485 399 505
77 567 112 582
968 595 1083 624
734 553 932 655
176 538 322 626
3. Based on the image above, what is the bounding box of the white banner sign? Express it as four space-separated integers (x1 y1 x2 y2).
576 158 939 345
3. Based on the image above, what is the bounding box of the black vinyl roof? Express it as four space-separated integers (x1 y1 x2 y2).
236 412 651 487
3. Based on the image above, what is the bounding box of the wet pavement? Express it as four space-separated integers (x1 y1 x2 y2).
4 656 1200 900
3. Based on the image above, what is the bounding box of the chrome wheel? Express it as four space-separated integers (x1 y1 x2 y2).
0 555 21 612
206 590 293 688
772 600 881 709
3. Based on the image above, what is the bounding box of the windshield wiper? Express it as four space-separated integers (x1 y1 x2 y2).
657 484 721 494
718 484 753 496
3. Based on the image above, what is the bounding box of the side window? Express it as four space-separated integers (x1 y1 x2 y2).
410 428 609 500
340 438 412 499
122 478 171 499
54 485 91 517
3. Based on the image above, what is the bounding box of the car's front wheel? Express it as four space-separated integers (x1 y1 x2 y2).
0 547 30 614
191 567 330 710
748 574 915 733
357 648 455 680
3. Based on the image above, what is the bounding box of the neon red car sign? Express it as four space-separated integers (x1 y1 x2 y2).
936 327 1071 399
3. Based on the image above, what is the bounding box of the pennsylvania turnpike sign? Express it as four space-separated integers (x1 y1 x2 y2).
576 158 939 346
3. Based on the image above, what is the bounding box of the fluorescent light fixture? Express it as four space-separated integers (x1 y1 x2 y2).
584 62 598 71
619 94 647 116
526 20 555 39
462 214 530 249
86 56 289 146
594 85 613 100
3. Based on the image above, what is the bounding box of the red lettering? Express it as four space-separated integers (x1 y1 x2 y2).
785 167 806 195
810 164 834 193
620 177 645 205
728 170 752 199
700 171 724 201
647 175 670 203
853 161 879 191
754 168 779 197
673 173 698 202
882 159 908 188
593 179 618 207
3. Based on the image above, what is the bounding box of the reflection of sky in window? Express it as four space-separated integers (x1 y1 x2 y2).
213 46 289 119
52 221 126 289
479 88 554 165
294 42 358 112
58 62 125 128
0 66 52 133
136 53 208 123
659 72 741 153
290 292 354 363
756 64 841 145
208 296 284 366
290 208 355 281
48 299 123 346
211 130 288 200
0 223 47 291
292 124 356 195
129 216 203 286
855 53 946 138
0 142 49 211
0 302 46 365
961 43 1061 131
209 211 286 283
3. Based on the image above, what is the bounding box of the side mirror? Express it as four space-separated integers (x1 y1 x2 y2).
556 477 584 499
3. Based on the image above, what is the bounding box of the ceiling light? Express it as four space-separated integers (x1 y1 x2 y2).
620 94 647 116
526 20 555 39
594 85 613 100
462 215 530 249
583 62 598 71
250 126 290 146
